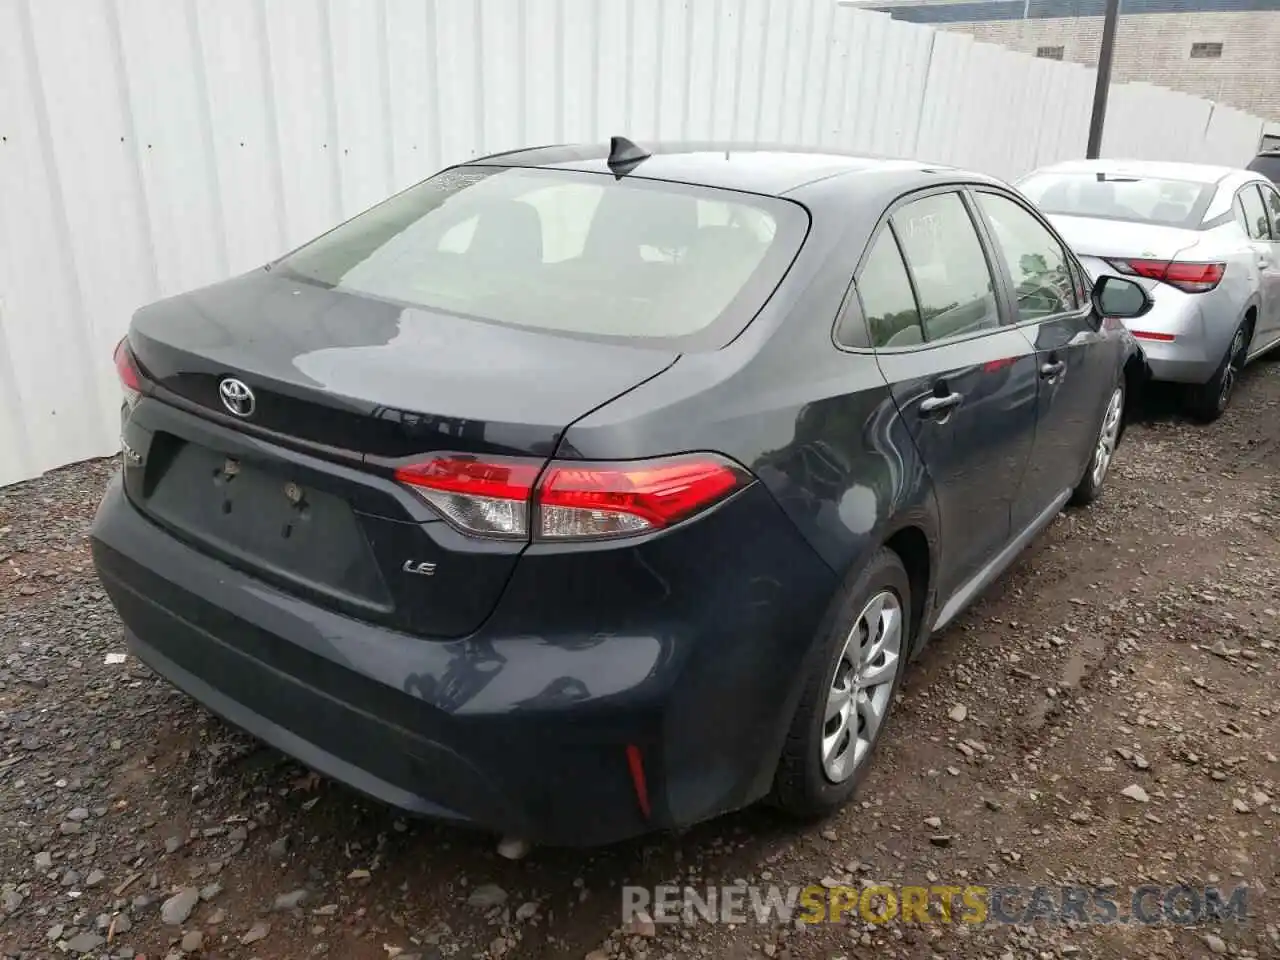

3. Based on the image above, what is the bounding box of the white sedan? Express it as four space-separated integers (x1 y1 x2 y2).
1017 159 1280 420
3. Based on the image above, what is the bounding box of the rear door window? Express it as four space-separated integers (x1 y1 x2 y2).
1258 182 1280 239
279 166 807 348
891 192 1001 343
851 228 923 348
1237 185 1272 240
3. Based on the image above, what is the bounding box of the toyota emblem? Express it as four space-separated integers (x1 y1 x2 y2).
218 377 256 418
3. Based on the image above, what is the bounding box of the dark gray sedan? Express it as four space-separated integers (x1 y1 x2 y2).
93 141 1150 846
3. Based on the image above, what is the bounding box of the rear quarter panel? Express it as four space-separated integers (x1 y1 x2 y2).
1203 225 1262 338
554 266 941 806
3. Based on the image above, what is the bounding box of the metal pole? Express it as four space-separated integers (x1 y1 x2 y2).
1086 0 1122 159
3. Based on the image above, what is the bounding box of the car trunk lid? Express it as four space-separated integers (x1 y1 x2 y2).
123 270 677 638
1046 214 1207 287
130 269 675 461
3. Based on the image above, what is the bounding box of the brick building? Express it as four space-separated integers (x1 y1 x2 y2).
858 0 1280 121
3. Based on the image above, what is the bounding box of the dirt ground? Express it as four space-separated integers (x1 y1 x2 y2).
1 360 1277 960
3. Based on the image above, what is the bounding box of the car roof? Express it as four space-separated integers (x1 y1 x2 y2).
471 141 992 197
1027 157 1243 185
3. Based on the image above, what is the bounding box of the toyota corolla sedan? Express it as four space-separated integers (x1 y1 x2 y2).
93 141 1150 847
1018 159 1280 420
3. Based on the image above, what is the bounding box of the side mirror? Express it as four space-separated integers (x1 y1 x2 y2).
1092 275 1152 320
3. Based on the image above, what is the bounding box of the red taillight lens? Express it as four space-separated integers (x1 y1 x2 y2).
394 457 540 539
394 453 750 541
114 338 142 406
1107 258 1225 293
537 455 749 540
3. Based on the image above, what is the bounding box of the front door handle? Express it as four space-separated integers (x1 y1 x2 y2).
920 392 963 415
1040 360 1066 379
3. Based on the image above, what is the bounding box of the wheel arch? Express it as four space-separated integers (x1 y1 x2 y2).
1239 297 1260 339
882 523 933 660
783 502 940 721
1242 302 1258 343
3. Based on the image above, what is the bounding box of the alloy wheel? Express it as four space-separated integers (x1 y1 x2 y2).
821 590 902 783
1091 386 1124 488
1219 328 1246 411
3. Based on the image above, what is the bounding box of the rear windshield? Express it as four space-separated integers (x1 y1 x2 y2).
1018 172 1215 229
1248 154 1280 184
278 166 807 346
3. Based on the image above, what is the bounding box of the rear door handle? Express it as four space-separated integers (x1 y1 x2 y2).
920 392 963 415
1040 360 1066 379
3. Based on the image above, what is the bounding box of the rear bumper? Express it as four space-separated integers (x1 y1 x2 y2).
1122 290 1238 385
1140 345 1218 384
91 475 835 846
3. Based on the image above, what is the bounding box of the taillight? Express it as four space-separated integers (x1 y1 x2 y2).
1106 258 1224 293
114 338 142 407
394 457 541 539
395 453 750 542
538 456 749 540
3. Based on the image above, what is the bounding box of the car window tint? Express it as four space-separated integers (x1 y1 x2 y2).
1258 182 1280 239
1233 195 1250 233
1018 172 1213 228
976 192 1078 321
891 193 999 342
855 228 923 348
1238 186 1270 240
278 166 807 347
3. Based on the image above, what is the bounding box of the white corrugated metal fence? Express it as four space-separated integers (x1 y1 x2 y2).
0 0 1266 486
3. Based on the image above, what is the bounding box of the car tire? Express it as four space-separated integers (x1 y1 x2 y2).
1187 321 1249 423
1070 378 1125 507
771 547 911 819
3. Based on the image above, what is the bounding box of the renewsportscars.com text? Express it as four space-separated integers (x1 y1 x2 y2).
621 883 1250 927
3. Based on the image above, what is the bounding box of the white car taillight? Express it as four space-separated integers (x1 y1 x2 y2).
1106 258 1225 294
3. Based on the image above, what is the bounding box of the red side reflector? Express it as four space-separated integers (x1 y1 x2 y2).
1131 330 1176 342
625 744 652 820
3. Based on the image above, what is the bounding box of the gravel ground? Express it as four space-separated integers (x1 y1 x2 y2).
1 361 1278 960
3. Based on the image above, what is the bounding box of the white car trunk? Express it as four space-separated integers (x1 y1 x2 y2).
1046 214 1208 286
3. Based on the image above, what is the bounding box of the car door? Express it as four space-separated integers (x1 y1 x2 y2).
1235 183 1280 345
970 188 1114 532
1250 181 1280 349
860 188 1040 604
